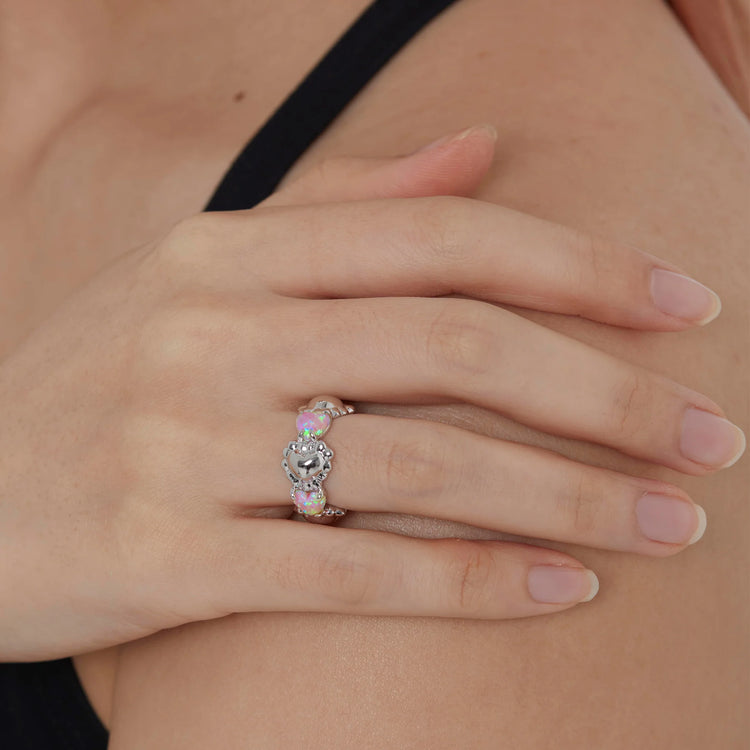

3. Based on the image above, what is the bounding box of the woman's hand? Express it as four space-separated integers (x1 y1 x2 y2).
0 126 743 661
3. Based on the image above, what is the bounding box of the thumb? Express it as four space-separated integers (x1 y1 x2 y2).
261 123 498 207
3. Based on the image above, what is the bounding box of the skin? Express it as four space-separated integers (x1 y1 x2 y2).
7 142 716 661
670 0 750 113
0 0 747 747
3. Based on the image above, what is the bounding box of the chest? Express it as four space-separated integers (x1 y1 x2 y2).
0 0 369 354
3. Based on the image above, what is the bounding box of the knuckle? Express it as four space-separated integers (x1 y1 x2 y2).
610 370 653 440
411 196 471 265
441 539 498 615
158 214 221 266
133 306 248 398
152 213 253 283
168 212 238 247
300 155 351 189
305 543 382 607
423 302 494 379
316 155 350 176
561 227 603 303
559 470 602 536
380 434 447 501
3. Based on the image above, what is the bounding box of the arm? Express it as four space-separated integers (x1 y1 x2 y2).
670 0 750 114
107 1 750 747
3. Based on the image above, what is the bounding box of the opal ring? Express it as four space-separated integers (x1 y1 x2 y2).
281 396 354 523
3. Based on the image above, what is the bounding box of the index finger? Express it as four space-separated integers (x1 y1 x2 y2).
218 196 722 331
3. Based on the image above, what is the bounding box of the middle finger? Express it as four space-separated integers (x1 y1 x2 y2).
266 296 745 475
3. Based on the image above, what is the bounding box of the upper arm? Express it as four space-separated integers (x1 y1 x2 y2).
107 1 750 747
669 0 750 115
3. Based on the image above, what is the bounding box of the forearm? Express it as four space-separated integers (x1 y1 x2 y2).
107 1 750 747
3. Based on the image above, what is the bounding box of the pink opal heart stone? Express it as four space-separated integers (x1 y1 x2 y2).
293 488 326 516
296 411 331 439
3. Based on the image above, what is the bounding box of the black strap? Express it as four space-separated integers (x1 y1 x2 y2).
204 0 459 212
0 659 108 749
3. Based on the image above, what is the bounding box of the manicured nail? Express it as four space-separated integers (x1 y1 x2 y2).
413 123 498 154
650 269 721 324
680 408 746 468
636 493 707 545
527 565 599 604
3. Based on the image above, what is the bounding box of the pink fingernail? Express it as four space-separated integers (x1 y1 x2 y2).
527 565 599 604
680 408 746 468
650 269 721 325
413 123 498 154
636 493 706 545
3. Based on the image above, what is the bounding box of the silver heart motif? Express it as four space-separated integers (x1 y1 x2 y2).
287 450 325 479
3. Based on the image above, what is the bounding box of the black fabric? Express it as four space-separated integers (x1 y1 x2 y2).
205 0 458 212
0 660 109 749
0 1 459 747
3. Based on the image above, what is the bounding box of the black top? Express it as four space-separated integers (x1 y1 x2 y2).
0 660 109 750
0 1 459 747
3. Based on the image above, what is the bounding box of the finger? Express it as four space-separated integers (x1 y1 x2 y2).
201 413 706 555
203 196 721 331
181 518 600 620
260 197 722 330
259 297 744 474
261 124 497 207
306 415 707 555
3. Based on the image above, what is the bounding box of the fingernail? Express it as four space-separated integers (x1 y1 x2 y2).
413 123 498 154
690 504 707 544
650 269 721 324
636 493 707 545
680 408 746 468
527 565 599 604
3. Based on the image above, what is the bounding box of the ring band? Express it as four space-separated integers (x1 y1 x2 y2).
281 396 354 523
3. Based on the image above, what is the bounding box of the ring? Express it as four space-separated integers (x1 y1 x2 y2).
281 396 355 524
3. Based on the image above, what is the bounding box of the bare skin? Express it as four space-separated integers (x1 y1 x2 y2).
1 0 748 747
670 0 750 113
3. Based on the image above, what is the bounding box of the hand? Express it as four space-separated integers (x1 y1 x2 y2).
0 125 743 661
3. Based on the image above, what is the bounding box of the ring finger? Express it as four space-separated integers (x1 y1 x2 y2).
212 413 706 556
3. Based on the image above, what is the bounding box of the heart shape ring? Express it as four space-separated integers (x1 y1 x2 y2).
281 395 355 523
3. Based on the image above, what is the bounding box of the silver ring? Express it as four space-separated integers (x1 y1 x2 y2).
281 396 354 524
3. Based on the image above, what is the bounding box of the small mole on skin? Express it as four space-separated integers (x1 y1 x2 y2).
233 91 246 102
